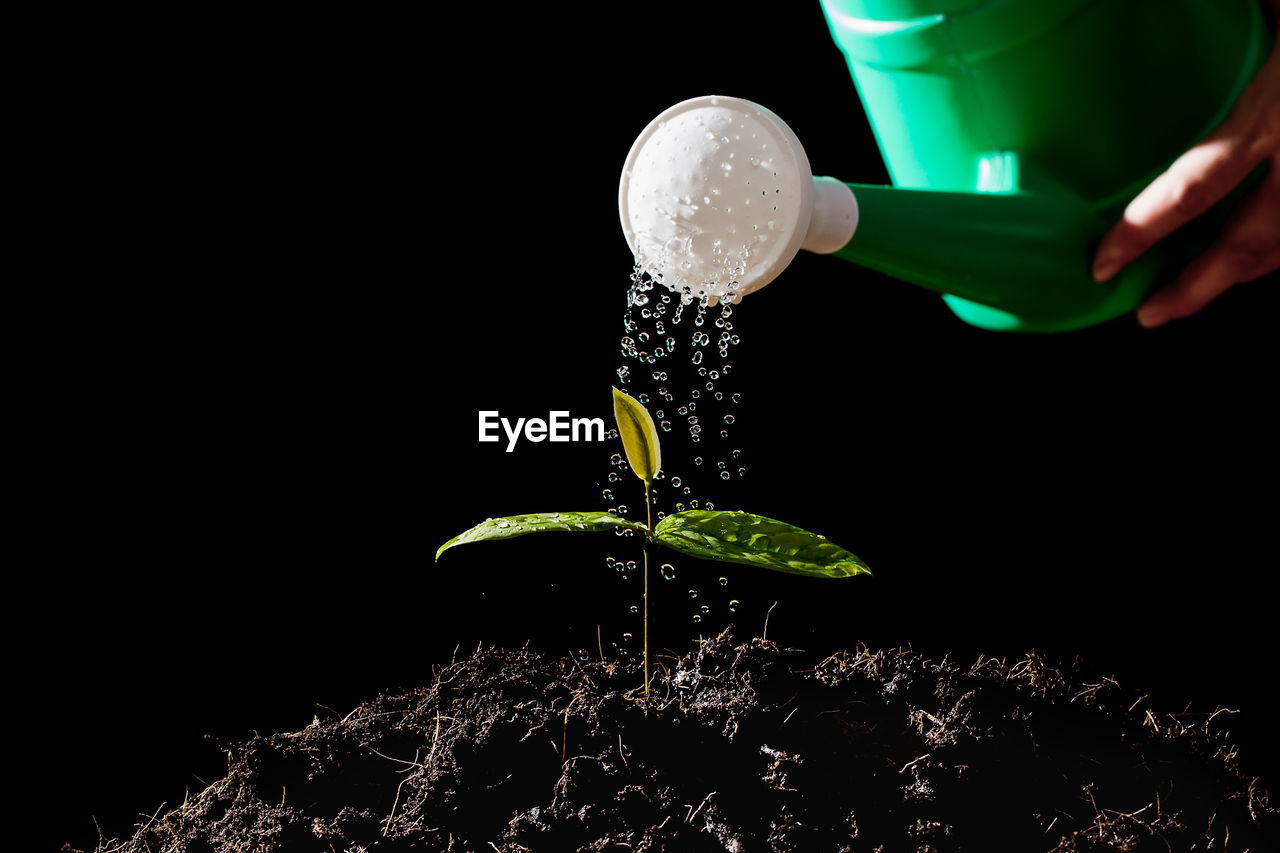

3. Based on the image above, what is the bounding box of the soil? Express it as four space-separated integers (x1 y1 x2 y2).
79 630 1276 852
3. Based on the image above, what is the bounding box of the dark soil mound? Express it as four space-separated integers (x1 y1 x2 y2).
82 631 1275 852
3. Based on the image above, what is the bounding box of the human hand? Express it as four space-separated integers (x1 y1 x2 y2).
1091 22 1280 329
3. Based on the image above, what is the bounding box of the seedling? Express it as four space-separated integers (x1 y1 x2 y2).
437 388 871 698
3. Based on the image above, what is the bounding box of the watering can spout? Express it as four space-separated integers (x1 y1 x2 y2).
618 95 856 305
830 181 1135 331
618 95 1136 329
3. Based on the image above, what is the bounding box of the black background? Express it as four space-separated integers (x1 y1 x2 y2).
31 4 1277 851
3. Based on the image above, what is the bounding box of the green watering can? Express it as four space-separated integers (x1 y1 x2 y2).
619 0 1272 331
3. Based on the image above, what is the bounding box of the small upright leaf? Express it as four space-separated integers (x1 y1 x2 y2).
612 386 661 485
653 510 871 579
436 511 648 561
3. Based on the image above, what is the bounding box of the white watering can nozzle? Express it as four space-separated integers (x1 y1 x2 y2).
619 95 858 303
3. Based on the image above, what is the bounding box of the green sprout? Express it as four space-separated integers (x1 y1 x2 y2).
436 388 871 700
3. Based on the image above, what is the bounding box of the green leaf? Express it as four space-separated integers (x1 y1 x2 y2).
652 510 871 579
612 386 661 486
436 511 648 561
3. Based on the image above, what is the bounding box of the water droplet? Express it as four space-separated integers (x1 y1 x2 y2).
688 588 699 600
661 563 677 581
671 477 682 488
720 471 731 480
694 456 704 466
622 632 633 643
729 599 740 613
724 415 736 425
692 614 703 624
617 504 628 515
629 605 639 615
719 577 728 586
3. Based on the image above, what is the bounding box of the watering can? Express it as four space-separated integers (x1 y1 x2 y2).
618 0 1273 332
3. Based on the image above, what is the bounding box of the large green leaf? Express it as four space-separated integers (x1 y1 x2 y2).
652 510 871 579
436 511 648 561
612 386 661 485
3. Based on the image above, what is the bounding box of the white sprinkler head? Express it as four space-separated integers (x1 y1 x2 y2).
619 95 856 303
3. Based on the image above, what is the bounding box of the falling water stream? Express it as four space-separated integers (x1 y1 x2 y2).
597 262 751 656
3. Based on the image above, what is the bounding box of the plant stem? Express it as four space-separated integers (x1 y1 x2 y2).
643 481 652 700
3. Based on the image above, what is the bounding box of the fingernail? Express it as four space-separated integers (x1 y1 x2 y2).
1137 305 1167 328
1092 256 1121 283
